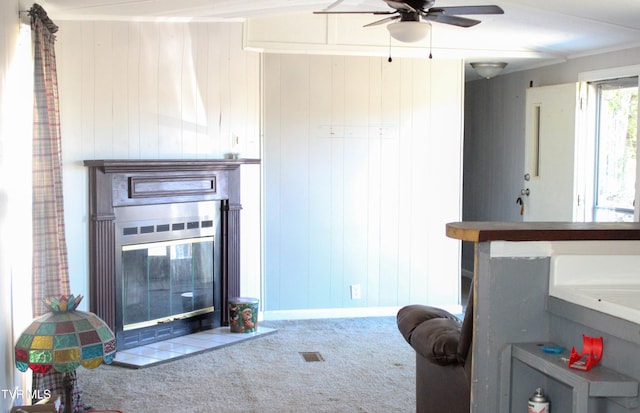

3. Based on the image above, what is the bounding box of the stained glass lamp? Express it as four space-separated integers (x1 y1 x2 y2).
15 294 116 413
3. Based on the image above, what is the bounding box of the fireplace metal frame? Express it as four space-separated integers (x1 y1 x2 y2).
114 201 219 349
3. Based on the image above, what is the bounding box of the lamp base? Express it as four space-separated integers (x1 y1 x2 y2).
63 372 73 413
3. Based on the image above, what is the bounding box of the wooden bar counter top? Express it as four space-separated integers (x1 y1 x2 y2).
446 221 640 243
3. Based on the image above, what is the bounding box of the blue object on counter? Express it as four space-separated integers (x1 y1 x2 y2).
541 345 564 354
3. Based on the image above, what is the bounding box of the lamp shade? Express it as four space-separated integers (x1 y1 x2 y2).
15 295 116 374
387 21 430 43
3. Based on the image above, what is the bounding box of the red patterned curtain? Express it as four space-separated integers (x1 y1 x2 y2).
30 3 70 317
28 8 87 411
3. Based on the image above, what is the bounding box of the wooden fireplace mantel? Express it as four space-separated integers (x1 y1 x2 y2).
84 158 260 336
84 158 260 173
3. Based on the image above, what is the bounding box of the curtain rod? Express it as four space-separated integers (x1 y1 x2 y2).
25 3 59 33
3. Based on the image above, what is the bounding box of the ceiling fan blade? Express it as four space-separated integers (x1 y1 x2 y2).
431 5 504 15
382 0 417 13
424 13 481 27
364 14 401 27
313 10 397 15
320 0 346 12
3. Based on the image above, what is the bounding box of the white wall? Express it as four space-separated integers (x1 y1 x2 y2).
0 2 19 408
263 54 464 317
55 21 262 307
1 0 35 408
54 19 464 322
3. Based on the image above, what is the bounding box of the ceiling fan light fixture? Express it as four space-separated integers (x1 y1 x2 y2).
387 21 430 43
470 62 508 79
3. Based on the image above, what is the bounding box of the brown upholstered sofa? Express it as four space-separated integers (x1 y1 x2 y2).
397 288 473 413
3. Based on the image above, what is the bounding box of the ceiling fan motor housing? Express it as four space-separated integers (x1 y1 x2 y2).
399 11 421 22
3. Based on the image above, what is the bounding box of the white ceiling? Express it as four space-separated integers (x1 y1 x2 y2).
30 0 640 79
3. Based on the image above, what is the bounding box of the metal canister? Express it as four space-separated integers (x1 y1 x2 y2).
528 387 549 413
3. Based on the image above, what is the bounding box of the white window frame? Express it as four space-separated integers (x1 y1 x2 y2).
578 65 640 222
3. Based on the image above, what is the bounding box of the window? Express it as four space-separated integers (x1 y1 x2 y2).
591 76 638 222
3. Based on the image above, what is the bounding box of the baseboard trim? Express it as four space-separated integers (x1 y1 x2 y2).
263 304 462 321
263 307 401 321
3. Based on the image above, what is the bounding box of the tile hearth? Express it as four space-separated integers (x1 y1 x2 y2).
112 326 276 368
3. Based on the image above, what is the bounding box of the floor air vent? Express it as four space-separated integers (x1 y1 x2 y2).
300 352 324 362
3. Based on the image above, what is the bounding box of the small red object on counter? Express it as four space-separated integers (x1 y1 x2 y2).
568 334 603 371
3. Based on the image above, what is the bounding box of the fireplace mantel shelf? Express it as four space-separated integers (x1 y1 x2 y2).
84 158 260 173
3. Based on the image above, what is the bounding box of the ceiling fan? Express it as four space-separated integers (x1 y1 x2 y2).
314 0 504 42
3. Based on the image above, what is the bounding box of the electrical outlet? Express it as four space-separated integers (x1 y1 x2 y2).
350 284 361 300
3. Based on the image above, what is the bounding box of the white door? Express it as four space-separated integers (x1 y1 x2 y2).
522 83 581 221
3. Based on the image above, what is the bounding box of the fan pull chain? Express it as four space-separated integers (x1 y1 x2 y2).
428 24 433 59
388 35 393 63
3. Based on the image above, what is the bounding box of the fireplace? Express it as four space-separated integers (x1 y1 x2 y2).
84 159 259 350
116 201 218 341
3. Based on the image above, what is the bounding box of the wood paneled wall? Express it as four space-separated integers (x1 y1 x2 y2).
57 21 259 160
55 21 261 305
53 19 463 317
263 54 464 313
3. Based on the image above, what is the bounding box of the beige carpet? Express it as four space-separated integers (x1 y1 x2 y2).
77 316 416 412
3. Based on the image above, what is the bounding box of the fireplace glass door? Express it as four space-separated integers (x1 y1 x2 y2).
122 236 214 330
